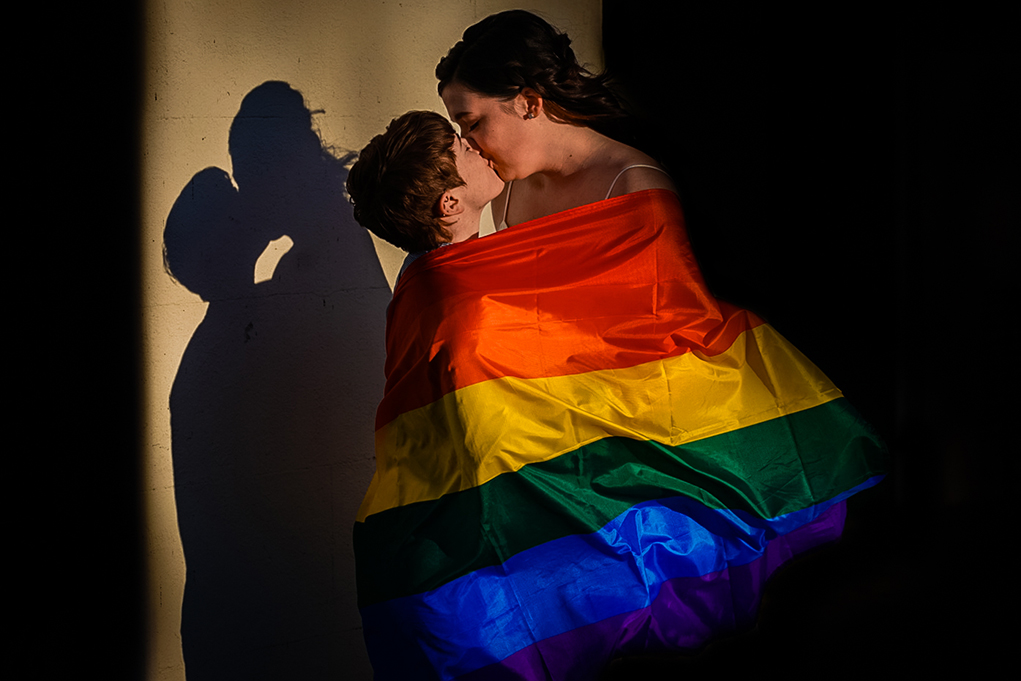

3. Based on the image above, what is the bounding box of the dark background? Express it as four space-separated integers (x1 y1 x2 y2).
59 2 1014 677
602 2 1015 676
50 3 146 678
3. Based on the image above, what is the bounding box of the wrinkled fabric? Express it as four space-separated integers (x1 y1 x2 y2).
355 190 886 680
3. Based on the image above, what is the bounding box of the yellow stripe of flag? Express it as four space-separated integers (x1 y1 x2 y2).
358 325 842 522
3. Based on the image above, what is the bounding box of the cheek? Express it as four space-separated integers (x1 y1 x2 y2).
479 133 508 162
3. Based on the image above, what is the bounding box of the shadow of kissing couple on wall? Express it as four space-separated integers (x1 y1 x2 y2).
164 81 389 680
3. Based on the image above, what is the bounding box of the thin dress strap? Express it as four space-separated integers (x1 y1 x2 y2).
497 181 513 231
502 168 667 230
604 164 670 200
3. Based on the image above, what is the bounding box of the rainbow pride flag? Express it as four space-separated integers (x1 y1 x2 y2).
355 189 886 680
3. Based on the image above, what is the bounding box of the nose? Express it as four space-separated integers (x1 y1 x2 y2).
465 136 484 154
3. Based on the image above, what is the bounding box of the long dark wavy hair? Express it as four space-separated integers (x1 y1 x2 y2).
436 10 631 139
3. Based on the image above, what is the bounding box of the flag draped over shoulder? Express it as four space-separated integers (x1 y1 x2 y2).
355 189 886 681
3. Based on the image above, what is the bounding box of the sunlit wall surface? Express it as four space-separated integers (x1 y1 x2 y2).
142 1 600 679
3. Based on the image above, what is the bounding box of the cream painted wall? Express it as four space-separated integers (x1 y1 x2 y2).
143 1 601 679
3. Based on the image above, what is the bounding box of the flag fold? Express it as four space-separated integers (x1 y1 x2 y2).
355 189 886 680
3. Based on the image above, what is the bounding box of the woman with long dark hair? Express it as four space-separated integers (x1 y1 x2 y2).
436 10 674 230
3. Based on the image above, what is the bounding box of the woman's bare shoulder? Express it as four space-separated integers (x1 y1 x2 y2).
606 147 676 198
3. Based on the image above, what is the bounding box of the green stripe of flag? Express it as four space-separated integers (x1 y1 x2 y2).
355 398 886 607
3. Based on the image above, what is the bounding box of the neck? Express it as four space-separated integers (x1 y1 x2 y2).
537 122 614 180
446 209 483 244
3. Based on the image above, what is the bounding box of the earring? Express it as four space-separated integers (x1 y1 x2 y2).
525 112 536 120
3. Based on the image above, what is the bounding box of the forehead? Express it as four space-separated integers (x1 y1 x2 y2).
441 82 501 122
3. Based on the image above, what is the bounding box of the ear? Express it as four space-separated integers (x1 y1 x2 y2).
518 87 544 120
437 189 465 217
